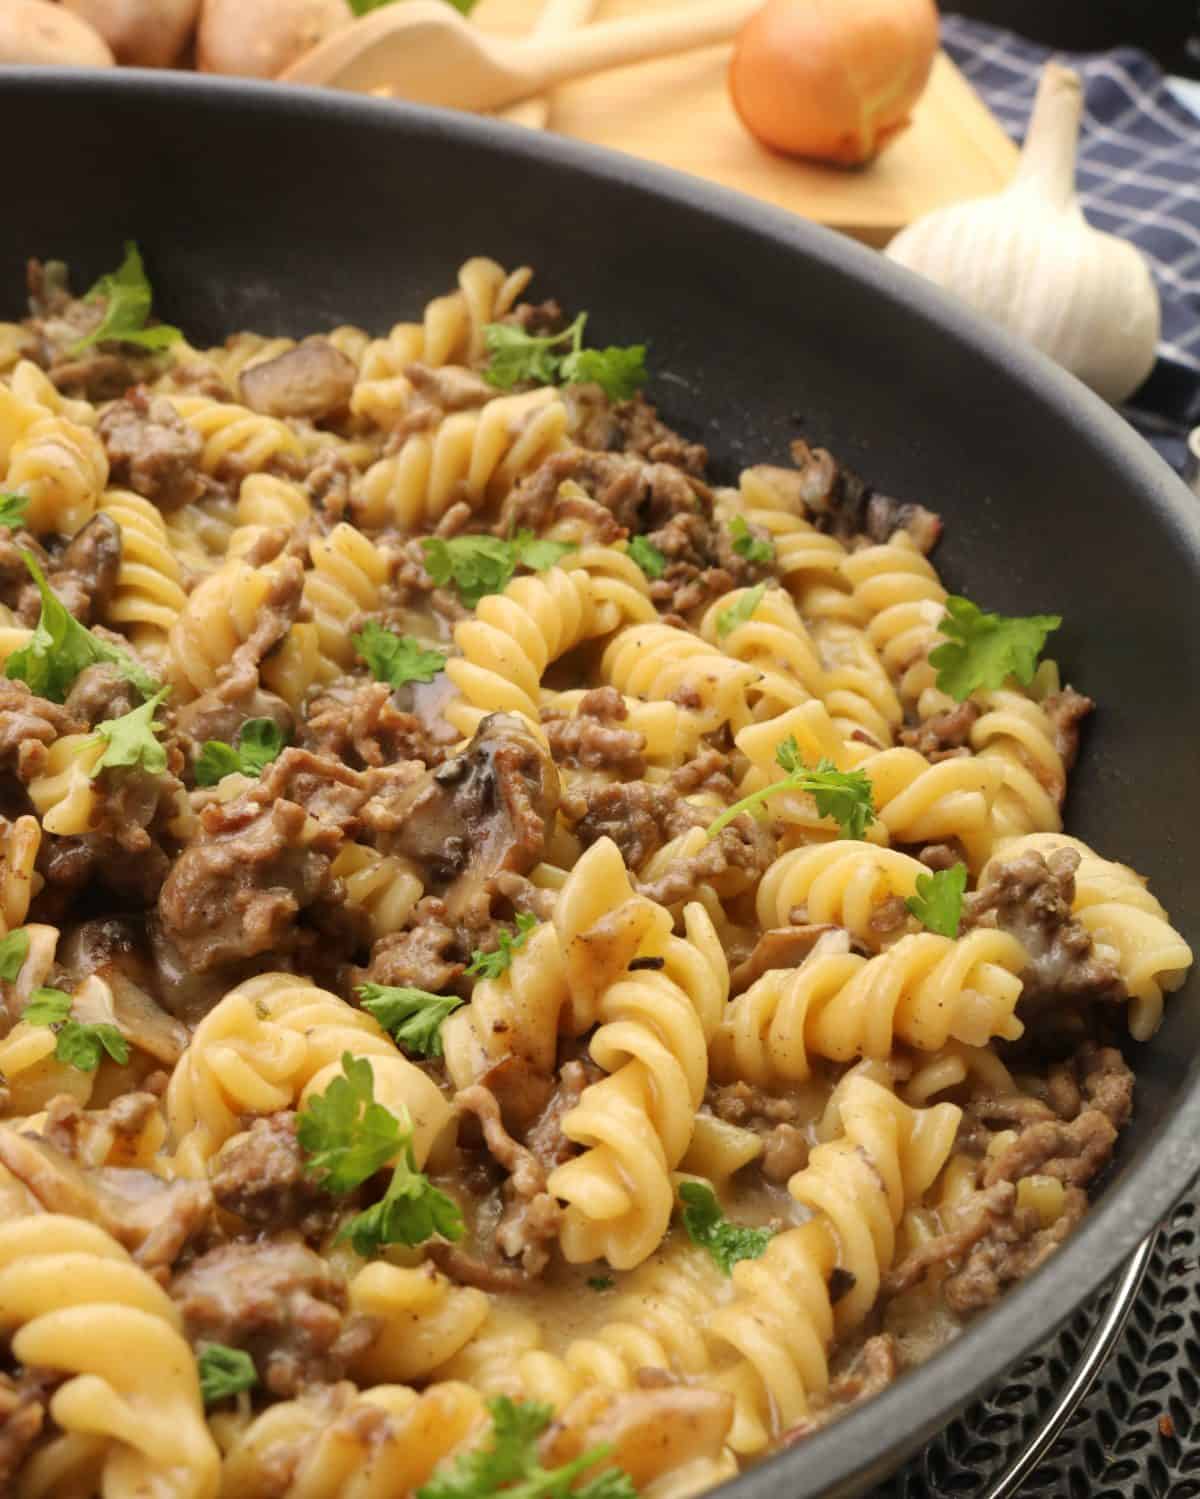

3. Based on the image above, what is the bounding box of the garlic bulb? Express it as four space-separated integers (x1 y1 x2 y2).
886 63 1160 404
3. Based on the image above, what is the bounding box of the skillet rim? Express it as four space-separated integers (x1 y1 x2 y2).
3 64 1200 1499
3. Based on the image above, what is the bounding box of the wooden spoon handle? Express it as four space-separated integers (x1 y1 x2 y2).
522 0 760 90
503 0 601 129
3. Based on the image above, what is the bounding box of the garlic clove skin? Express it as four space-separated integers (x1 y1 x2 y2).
886 63 1161 406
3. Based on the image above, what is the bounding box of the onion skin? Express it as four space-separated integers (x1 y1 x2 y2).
197 0 350 79
0 0 115 66
729 0 940 167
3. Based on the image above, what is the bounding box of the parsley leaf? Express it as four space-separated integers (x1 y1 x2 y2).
587 1276 614 1292
353 620 448 689
91 687 169 778
511 530 578 574
5 551 160 704
358 983 464 1059
197 1344 259 1406
728 514 774 565
905 862 968 938
21 986 72 1026
0 493 28 531
483 311 647 402
679 1182 773 1275
339 1143 465 1258
0 928 29 982
194 717 286 787
466 913 538 981
929 595 1062 703
559 343 648 403
707 737 876 841
70 242 181 356
416 1396 635 1499
716 582 767 640
22 987 129 1071
297 1052 402 1194
627 535 666 579
422 534 577 609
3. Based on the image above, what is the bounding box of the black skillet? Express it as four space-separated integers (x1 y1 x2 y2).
2 66 1197 1499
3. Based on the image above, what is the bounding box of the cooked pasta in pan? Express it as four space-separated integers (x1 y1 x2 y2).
0 244 1188 1498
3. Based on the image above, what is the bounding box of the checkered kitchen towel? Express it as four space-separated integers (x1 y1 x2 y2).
940 14 1200 469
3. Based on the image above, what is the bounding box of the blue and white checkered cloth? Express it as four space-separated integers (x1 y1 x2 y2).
940 14 1200 469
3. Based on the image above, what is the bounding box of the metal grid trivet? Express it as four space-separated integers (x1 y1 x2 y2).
875 1192 1200 1499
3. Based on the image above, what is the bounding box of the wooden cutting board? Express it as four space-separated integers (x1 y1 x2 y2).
474 0 1018 246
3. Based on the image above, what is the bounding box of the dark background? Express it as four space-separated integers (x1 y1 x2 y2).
943 0 1200 74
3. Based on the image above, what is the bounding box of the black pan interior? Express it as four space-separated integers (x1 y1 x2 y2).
2 67 1198 1499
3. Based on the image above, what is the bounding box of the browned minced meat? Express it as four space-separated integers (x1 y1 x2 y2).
637 813 776 910
406 361 498 414
362 898 465 994
303 679 444 770
786 439 943 553
9 514 123 628
239 340 357 422
565 778 711 870
666 747 738 801
1042 686 1094 772
782 1336 901 1443
0 679 81 780
494 449 625 545
24 259 170 401
222 557 306 696
944 1185 1089 1314
502 299 564 337
523 1058 595 1171
542 687 646 778
456 1084 562 1277
0 1369 59 1490
565 385 708 477
158 796 341 971
364 712 560 930
210 1112 340 1239
963 847 1124 1010
646 506 766 618
171 1240 377 1397
0 529 48 617
97 387 207 511
252 748 381 835
62 662 138 728
41 1090 160 1164
707 1080 811 1183
175 681 295 752
899 701 981 761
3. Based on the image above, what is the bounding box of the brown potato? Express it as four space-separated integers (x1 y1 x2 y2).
197 0 350 78
0 0 115 66
61 0 201 67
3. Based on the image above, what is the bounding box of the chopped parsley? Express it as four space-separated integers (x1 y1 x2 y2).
197 1344 259 1406
353 621 448 689
0 494 28 531
707 735 876 841
728 514 774 565
929 595 1062 703
679 1182 773 1275
91 687 170 778
5 551 160 704
422 532 577 609
69 242 181 357
716 582 767 640
416 1396 635 1499
194 717 286 787
627 535 666 579
0 928 29 982
466 913 538 981
22 986 129 1071
905 862 968 938
298 1053 463 1257
358 983 464 1059
483 312 647 402
586 1276 615 1292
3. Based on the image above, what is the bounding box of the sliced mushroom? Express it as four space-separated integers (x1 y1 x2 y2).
239 339 358 420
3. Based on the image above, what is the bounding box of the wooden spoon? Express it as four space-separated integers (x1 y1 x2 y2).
280 0 759 110
501 0 601 130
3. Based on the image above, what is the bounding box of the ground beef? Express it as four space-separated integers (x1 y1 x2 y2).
1042 686 1094 772
158 796 341 972
495 450 626 544
787 439 943 553
252 749 379 835
97 387 207 511
963 847 1124 1010
707 1081 814 1181
943 1185 1089 1313
25 259 170 401
62 662 138 728
760 1122 810 1182
456 1084 562 1277
543 688 647 778
565 386 708 476
210 1112 339 1239
636 813 775 909
174 681 294 752
361 899 465 994
0 679 81 780
303 679 443 770
364 713 559 929
523 1058 594 1171
899 701 981 761
171 1240 377 1397
565 779 706 869
239 341 357 421
0 1370 59 1490
34 514 123 625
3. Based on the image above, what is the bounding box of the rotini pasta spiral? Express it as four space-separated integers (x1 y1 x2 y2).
0 813 42 934
0 1214 219 1499
347 1262 489 1385
167 555 297 700
166 395 303 480
4 413 107 536
603 622 762 735
98 489 189 663
756 842 928 950
304 522 390 677
25 733 104 836
165 973 455 1177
